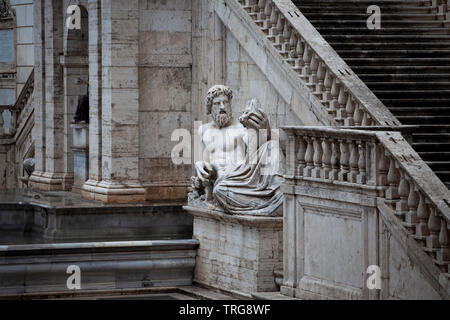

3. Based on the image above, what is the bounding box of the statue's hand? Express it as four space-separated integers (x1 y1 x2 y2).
247 108 269 130
195 161 215 182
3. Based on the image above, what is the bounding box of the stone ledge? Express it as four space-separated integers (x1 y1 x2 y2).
183 205 283 228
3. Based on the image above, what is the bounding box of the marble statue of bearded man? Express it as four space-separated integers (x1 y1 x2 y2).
190 85 284 216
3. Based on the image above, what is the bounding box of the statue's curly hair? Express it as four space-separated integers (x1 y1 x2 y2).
206 85 233 114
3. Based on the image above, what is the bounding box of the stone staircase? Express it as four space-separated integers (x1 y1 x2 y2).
293 0 450 188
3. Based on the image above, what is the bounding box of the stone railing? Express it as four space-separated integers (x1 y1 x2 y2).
0 69 34 137
283 126 450 275
433 0 450 21
237 0 400 127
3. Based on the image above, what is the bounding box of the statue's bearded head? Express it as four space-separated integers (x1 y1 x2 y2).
206 85 233 128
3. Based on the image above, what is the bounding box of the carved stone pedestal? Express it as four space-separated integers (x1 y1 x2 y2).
183 205 283 297
71 123 89 193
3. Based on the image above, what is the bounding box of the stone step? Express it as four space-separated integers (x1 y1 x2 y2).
295 0 432 3
412 133 450 142
427 161 450 171
309 20 447 28
297 6 436 14
419 152 450 161
316 27 450 35
382 98 450 108
345 58 450 66
352 66 450 74
397 115 450 124
304 13 440 21
0 239 199 295
323 35 450 42
414 142 450 152
366 81 450 90
373 90 450 99
360 74 450 82
337 49 450 58
391 107 450 116
330 42 450 50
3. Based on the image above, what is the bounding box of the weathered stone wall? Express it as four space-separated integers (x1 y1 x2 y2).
223 29 303 129
138 0 193 201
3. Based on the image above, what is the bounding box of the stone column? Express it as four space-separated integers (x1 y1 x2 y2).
29 0 68 191
82 0 145 203
84 0 102 186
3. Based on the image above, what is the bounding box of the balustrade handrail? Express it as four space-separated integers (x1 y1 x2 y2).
236 0 401 127
12 68 34 113
0 68 34 136
282 125 450 228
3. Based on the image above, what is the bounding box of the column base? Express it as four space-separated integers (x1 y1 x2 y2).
28 172 73 191
81 179 146 203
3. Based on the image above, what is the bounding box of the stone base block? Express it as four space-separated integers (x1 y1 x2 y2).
145 185 189 202
81 180 146 204
183 206 283 296
29 172 73 192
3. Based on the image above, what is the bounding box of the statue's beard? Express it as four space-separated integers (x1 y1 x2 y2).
212 111 232 128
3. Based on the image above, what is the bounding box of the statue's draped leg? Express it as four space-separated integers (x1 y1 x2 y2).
213 141 284 216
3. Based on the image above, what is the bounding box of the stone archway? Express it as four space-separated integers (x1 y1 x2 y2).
61 3 89 192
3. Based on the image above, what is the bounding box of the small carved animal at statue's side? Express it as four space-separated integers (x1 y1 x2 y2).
190 176 214 202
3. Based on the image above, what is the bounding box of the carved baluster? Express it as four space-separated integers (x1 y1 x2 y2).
330 78 340 122
405 182 419 227
282 22 290 46
258 0 266 9
296 136 307 176
269 4 278 34
316 62 326 92
329 139 340 180
0 111 4 135
302 45 312 76
377 146 388 187
361 111 373 127
288 32 297 58
336 85 347 124
323 68 333 102
396 171 409 221
353 104 363 126
261 0 272 31
312 137 323 179
348 140 359 183
294 38 305 69
338 139 349 181
357 141 366 184
264 0 272 18
275 14 284 38
385 157 399 201
345 95 355 126
427 206 441 251
416 192 430 239
309 54 319 84
437 219 450 267
303 136 314 177
322 138 332 180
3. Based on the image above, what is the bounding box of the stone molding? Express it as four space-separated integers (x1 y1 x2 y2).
81 179 146 203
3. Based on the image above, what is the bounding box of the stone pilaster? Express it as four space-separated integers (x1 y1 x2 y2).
29 0 70 191
82 0 145 203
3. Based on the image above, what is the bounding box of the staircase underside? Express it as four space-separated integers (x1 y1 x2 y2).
294 0 450 188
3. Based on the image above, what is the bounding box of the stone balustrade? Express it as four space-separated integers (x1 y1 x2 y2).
433 0 450 21
0 69 34 138
283 126 450 279
236 0 400 127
